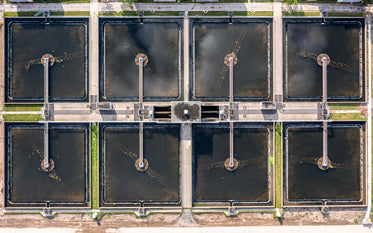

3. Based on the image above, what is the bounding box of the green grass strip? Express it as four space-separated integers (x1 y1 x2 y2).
144 11 181 16
275 123 282 209
327 12 365 17
282 11 321 16
4 11 89 17
2 114 43 122
329 113 366 121
91 124 99 209
234 11 273 16
328 103 361 111
188 11 229 17
51 11 90 16
4 12 39 17
3 104 43 112
99 11 139 16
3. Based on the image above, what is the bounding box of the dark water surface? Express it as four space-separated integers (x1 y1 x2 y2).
285 123 362 201
193 124 269 202
285 18 363 101
101 124 180 206
6 123 88 207
101 19 182 101
193 19 271 101
6 18 88 102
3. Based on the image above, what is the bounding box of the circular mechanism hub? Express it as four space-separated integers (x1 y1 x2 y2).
317 53 330 66
317 157 330 170
41 54 55 67
135 53 149 66
224 52 238 67
224 158 238 171
41 159 55 172
135 158 149 172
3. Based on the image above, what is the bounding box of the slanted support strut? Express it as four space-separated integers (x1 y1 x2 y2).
135 53 149 172
224 53 238 171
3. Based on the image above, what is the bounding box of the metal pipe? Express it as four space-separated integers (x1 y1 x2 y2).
229 57 234 104
138 57 144 168
322 56 329 168
139 57 143 105
229 57 234 168
322 57 327 103
44 122 49 169
43 57 50 169
43 57 49 104
322 121 328 167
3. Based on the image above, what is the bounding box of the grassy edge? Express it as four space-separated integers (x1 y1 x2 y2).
329 113 366 121
99 11 138 16
91 124 99 209
2 114 43 122
4 11 90 17
283 11 364 17
328 103 362 111
234 11 274 16
275 123 282 209
3 104 43 112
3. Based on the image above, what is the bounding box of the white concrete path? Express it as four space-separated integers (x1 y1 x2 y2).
0 225 373 233
0 3 364 13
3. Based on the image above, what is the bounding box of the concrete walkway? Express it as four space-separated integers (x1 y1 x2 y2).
273 1 282 102
89 0 99 102
0 225 372 233
0 3 364 13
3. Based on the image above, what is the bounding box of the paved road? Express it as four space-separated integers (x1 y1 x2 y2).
1 225 373 233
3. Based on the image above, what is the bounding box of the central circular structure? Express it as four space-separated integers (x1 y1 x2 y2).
135 158 149 172
135 53 149 66
224 158 239 171
41 159 55 172
317 157 331 170
317 53 330 66
41 54 55 67
224 52 238 66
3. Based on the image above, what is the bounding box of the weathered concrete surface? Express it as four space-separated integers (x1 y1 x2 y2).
184 16 189 101
273 1 283 102
0 8 4 209
0 225 373 233
181 123 192 209
90 0 99 101
0 3 365 13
